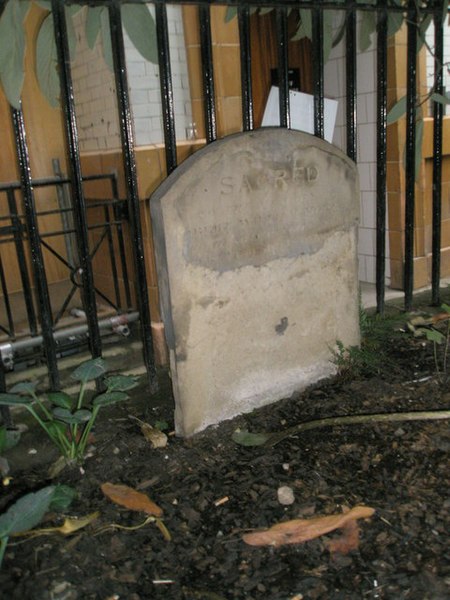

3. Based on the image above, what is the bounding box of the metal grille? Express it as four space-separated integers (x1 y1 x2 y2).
0 0 448 397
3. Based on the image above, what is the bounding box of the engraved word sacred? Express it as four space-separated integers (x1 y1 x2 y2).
220 154 318 195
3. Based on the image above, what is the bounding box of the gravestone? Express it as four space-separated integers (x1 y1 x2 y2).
151 128 360 437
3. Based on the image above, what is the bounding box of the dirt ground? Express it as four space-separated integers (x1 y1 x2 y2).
0 300 449 600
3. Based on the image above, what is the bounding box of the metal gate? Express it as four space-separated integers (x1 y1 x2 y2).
0 0 448 397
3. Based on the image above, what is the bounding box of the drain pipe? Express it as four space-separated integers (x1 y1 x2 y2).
0 312 139 371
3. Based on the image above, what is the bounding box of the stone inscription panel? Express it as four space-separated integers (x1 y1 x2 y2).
176 145 357 272
150 129 360 436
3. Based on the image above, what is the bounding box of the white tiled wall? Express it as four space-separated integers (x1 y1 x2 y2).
324 15 390 285
426 21 450 115
71 5 193 151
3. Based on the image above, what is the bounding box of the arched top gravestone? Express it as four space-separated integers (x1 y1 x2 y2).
150 128 360 437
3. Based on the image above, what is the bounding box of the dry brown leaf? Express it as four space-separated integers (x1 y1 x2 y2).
325 519 360 555
242 505 375 547
141 423 168 448
101 482 163 517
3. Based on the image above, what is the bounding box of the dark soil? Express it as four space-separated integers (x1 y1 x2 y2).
0 305 449 600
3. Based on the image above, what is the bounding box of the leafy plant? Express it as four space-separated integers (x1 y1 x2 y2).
0 358 139 464
331 308 405 380
0 425 21 483
407 304 450 383
0 484 75 568
0 0 157 108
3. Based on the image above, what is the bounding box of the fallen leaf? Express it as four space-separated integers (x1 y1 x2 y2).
101 482 163 517
242 505 375 547
14 512 99 538
325 518 360 555
141 423 168 448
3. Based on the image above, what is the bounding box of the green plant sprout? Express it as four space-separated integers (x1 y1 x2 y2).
0 484 75 568
407 303 450 384
0 358 138 464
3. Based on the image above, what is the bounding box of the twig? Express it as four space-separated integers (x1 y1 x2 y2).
264 410 450 447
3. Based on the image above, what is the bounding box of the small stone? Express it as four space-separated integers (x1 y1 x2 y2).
277 485 295 505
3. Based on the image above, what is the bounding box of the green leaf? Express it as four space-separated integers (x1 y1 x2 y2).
414 118 424 179
34 1 51 10
36 13 59 107
71 358 108 383
9 381 37 396
0 0 30 109
323 11 334 63
431 93 450 106
100 8 113 71
425 328 445 344
52 407 91 425
154 420 169 431
231 430 271 447
292 9 312 42
93 391 129 408
47 391 73 410
122 3 157 64
47 420 66 437
224 7 237 23
0 486 55 537
417 13 432 52
86 5 103 49
0 426 20 456
359 10 376 52
49 485 77 511
0 393 33 406
104 374 139 392
441 303 450 314
387 11 404 38
387 95 406 125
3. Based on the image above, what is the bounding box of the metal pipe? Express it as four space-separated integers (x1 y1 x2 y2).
0 313 140 363
376 0 387 315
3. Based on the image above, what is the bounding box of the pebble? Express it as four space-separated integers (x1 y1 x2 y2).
277 485 295 505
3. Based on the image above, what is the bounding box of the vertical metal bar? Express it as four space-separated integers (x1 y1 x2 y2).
376 0 388 315
108 1 157 391
111 174 132 309
51 0 102 359
0 356 12 427
312 4 324 138
345 6 357 162
199 4 217 143
155 3 177 175
52 158 77 268
238 4 253 131
404 1 418 311
7 188 37 335
104 204 122 310
276 7 290 129
0 253 14 338
11 107 60 390
431 6 444 306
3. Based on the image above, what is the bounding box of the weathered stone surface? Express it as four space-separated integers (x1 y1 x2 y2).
150 128 360 436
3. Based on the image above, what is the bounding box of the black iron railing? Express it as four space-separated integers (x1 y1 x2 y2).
0 0 448 400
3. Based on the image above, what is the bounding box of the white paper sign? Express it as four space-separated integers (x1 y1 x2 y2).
262 86 338 144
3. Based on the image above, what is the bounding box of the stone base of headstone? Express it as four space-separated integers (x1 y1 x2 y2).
151 129 360 436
